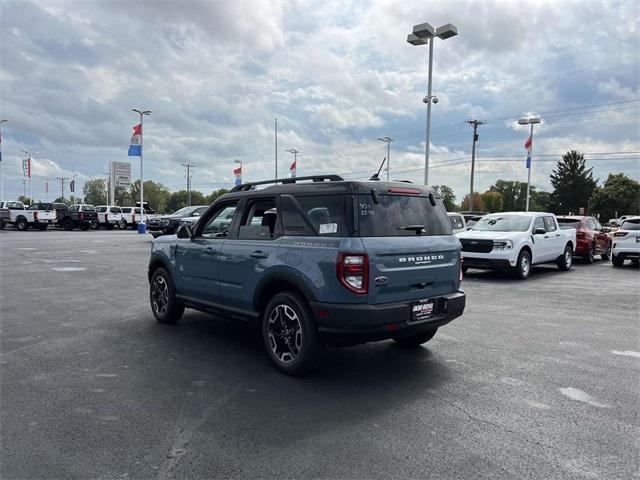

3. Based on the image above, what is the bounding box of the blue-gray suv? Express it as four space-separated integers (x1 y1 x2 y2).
148 175 466 375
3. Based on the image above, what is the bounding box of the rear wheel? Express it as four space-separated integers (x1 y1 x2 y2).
601 245 611 261
514 250 531 280
612 254 624 267
16 218 28 231
119 219 127 230
62 218 73 231
150 268 184 324
263 292 324 376
557 244 573 271
394 328 438 347
90 221 99 230
583 244 595 264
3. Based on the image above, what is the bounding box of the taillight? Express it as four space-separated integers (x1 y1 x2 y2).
460 256 464 282
337 253 368 294
34 211 38 221
614 231 628 237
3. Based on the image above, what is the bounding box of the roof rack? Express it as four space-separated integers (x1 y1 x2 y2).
230 174 344 192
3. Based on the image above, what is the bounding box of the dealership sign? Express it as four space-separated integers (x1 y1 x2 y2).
111 161 131 187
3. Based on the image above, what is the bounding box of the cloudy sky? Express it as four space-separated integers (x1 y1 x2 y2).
1 0 638 204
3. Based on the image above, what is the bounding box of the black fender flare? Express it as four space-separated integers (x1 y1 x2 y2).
253 268 318 312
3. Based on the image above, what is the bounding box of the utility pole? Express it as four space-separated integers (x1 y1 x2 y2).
377 137 393 180
57 177 68 202
0 120 7 203
466 120 485 211
103 168 111 205
274 118 278 179
182 163 194 206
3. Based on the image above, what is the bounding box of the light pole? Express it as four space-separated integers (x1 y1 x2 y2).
407 22 458 186
234 159 243 186
377 137 393 180
132 108 151 231
466 120 485 211
518 116 541 212
0 120 7 202
286 149 299 178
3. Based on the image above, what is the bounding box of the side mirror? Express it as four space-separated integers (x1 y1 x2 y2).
602 227 611 233
193 212 200 217
176 225 193 239
534 228 546 235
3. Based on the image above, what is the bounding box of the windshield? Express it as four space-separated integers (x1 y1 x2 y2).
621 219 640 230
472 215 532 232
358 194 451 236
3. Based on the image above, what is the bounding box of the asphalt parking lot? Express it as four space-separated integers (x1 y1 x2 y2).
1 229 638 479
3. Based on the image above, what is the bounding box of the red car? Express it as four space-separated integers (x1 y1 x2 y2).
557 216 612 263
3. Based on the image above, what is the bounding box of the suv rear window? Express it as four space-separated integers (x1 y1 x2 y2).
81 206 95 212
558 218 581 229
358 194 451 236
621 219 640 230
96 207 107 213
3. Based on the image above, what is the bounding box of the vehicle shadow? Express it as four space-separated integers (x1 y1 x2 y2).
139 310 454 450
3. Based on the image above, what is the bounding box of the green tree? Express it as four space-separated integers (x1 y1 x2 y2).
550 150 597 214
166 190 207 213
206 189 229 205
17 195 32 205
530 191 552 212
589 173 640 222
83 178 107 205
460 192 484 212
114 186 132 207
481 191 503 212
130 180 171 213
489 180 535 211
53 196 70 204
433 185 457 211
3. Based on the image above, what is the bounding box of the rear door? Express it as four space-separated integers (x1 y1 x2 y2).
218 197 282 313
544 216 562 257
532 216 553 262
357 190 460 305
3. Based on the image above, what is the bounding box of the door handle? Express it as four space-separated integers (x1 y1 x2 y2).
555 234 560 237
544 235 549 238
250 250 268 258
204 247 217 255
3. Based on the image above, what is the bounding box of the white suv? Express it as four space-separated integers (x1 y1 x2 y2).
95 206 123 230
612 217 640 267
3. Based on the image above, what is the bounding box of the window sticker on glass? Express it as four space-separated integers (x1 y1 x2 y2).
319 223 338 235
359 202 374 216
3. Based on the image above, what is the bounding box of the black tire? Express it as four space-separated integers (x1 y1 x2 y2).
16 218 28 231
514 249 531 280
90 221 99 230
612 254 624 267
557 244 573 271
262 291 324 376
583 244 595 264
150 268 184 324
461 265 469 274
0 222 5 230
394 328 438 347
62 218 73 231
601 245 611 261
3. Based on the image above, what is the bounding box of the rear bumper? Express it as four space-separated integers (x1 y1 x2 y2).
310 291 465 345
612 247 640 259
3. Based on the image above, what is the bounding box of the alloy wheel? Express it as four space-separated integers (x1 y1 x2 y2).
151 275 169 316
268 304 302 364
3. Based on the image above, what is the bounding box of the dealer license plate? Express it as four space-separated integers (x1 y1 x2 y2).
411 299 435 322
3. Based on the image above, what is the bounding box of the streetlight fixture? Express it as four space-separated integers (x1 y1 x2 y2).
285 149 299 178
377 137 393 181
132 108 151 231
407 22 458 186
518 116 541 212
0 119 7 202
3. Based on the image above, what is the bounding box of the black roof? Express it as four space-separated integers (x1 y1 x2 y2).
223 174 436 200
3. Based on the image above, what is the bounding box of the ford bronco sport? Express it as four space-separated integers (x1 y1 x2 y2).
148 175 466 375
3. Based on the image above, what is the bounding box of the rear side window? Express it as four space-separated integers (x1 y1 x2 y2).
121 208 131 213
358 194 451 236
238 199 281 240
544 216 557 232
281 195 350 236
110 207 121 214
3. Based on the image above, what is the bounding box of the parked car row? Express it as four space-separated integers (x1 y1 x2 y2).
0 201 158 231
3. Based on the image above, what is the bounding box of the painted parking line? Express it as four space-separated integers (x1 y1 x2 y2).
51 267 87 272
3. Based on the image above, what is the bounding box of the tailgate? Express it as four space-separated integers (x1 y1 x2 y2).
39 210 57 220
362 235 461 305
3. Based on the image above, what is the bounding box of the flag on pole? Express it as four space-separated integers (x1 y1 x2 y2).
290 158 297 178
128 124 142 156
524 135 532 168
70 180 75 193
234 166 242 186
22 158 31 177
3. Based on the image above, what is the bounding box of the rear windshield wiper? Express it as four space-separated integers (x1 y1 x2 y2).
398 225 426 235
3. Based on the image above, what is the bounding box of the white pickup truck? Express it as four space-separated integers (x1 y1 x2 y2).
95 205 123 230
456 211 576 279
0 201 58 231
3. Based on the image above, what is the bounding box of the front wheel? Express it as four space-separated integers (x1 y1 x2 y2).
612 254 624 267
150 268 184 324
263 292 324 376
119 219 127 230
514 250 531 280
394 328 438 347
557 244 573 271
